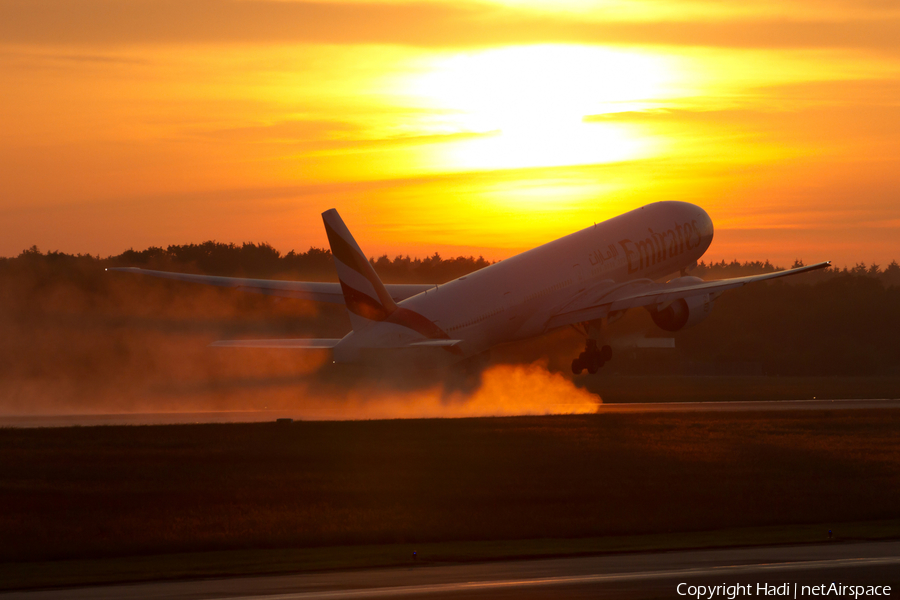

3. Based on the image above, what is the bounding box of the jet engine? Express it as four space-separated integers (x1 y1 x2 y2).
647 277 715 332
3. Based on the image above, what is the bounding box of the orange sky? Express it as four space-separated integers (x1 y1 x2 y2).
2 0 899 267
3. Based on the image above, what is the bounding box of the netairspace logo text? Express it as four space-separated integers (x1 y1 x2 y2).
677 583 892 600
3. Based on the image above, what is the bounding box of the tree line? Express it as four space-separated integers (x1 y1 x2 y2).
674 274 900 376
6 243 492 284
6 242 900 286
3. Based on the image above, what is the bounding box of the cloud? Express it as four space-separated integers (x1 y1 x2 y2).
2 0 900 52
194 119 493 153
197 119 361 143
0 49 149 68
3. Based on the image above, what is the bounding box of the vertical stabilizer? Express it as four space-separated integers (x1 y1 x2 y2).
322 209 398 331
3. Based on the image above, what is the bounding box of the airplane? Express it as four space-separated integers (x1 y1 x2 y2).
110 201 829 375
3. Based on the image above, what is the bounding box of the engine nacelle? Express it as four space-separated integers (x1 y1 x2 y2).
647 277 715 332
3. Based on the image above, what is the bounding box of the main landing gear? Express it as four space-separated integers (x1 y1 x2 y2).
571 339 612 375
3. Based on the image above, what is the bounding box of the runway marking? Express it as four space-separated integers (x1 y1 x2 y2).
596 398 900 412
4 398 900 427
221 556 900 599
606 398 898 406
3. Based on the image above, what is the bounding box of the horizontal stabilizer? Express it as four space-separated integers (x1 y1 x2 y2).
209 339 341 349
407 339 463 348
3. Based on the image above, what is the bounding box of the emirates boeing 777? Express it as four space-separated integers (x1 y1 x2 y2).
110 202 828 375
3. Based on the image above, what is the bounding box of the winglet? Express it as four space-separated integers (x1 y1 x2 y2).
322 209 398 330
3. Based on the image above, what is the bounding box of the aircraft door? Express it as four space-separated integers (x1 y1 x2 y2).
503 290 520 321
573 263 584 286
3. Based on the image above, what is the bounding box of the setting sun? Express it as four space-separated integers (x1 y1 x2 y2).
1 0 899 266
403 45 668 170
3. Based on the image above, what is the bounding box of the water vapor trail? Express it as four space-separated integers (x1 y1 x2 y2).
0 265 600 420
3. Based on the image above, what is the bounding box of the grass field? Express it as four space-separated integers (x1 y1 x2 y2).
2 410 899 588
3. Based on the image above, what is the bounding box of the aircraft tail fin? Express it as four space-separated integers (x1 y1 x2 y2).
322 209 398 331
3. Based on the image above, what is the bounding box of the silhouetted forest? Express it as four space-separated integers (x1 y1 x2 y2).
48 242 491 284
5 242 900 286
673 274 900 376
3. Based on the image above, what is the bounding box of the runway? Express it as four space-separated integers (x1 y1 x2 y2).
3 541 899 599
1 398 899 427
595 398 900 413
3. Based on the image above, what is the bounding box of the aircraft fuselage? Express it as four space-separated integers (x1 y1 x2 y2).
334 201 713 365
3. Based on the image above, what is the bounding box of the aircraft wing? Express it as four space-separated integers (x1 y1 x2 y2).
545 261 831 330
107 267 435 304
209 338 462 349
210 339 342 348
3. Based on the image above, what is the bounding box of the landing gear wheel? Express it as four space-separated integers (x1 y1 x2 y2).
573 340 612 376
601 345 612 362
571 357 585 375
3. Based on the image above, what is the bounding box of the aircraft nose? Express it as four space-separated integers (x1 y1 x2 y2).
696 207 714 250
